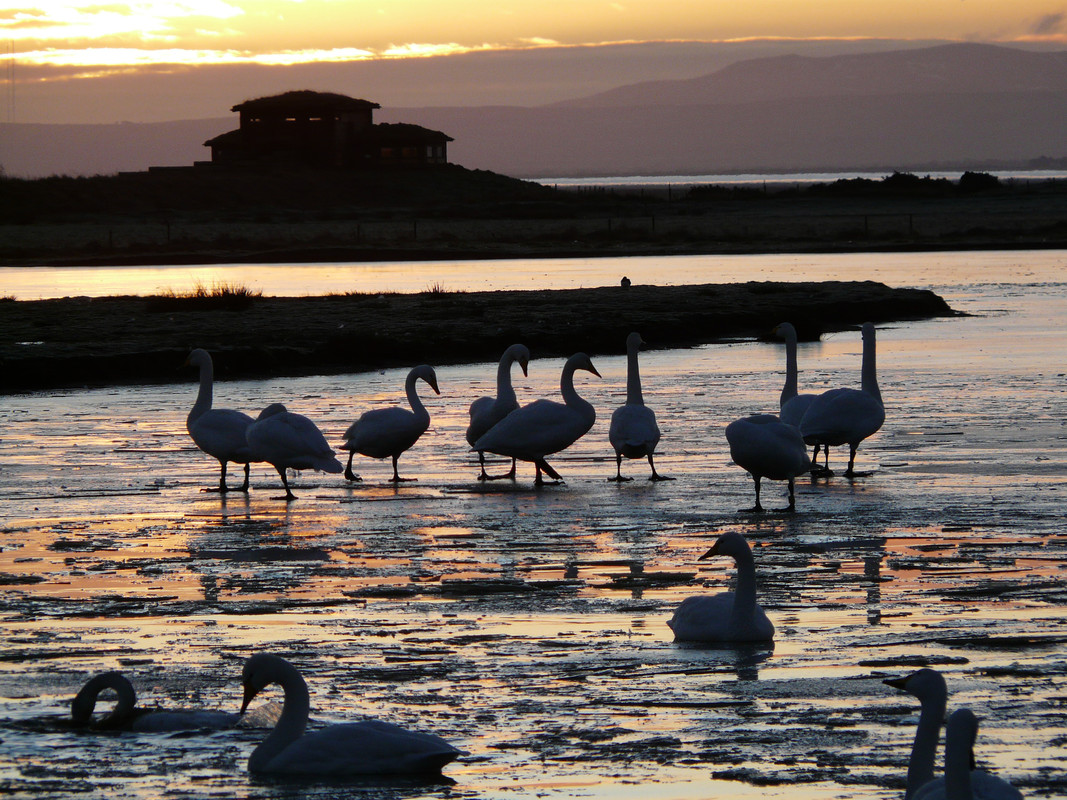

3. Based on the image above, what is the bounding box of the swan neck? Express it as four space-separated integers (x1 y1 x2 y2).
861 333 882 403
943 728 973 800
496 355 518 406
625 344 644 405
188 359 213 426
406 372 429 419
251 664 310 771
731 549 759 623
781 334 798 406
905 685 948 799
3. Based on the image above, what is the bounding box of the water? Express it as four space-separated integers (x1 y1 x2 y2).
1 251 1065 799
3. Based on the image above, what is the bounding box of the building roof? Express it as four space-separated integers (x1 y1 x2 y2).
232 90 381 114
369 123 454 144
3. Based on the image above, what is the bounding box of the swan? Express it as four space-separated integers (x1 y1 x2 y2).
799 322 885 477
725 413 811 512
184 348 256 493
886 668 1023 800
341 365 440 483
608 332 672 482
775 322 826 468
240 653 461 777
71 671 239 732
667 532 774 643
912 709 1023 800
473 352 600 486
246 403 343 500
466 345 529 480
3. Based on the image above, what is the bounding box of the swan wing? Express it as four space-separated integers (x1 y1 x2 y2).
344 407 426 457
249 414 342 473
726 415 810 480
467 396 519 446
474 399 593 459
779 393 816 428
609 403 660 456
189 409 255 462
257 719 461 776
131 709 239 733
800 388 885 445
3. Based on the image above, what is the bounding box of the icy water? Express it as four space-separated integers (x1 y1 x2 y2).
1 251 1066 799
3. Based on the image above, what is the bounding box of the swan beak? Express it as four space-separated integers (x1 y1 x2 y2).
697 544 720 560
240 683 258 714
429 377 441 395
588 364 602 378
882 676 909 690
520 359 529 377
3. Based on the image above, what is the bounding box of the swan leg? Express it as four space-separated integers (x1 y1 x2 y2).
648 454 674 481
741 474 765 513
273 466 296 501
773 478 798 513
202 459 230 493
608 453 632 482
809 444 834 477
534 459 563 486
389 454 417 482
476 451 490 481
483 454 517 481
236 462 250 493
843 444 874 478
343 451 362 482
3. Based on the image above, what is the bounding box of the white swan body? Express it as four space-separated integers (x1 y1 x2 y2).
725 413 811 512
241 653 461 777
799 322 885 477
342 365 440 483
246 403 343 500
667 532 774 643
71 671 239 732
466 344 530 480
185 348 256 493
608 332 671 482
473 352 600 485
886 669 1023 800
912 709 1023 800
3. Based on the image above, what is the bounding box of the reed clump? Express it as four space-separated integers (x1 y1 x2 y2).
146 280 261 312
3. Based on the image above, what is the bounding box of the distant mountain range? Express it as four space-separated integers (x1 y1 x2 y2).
3 42 1066 179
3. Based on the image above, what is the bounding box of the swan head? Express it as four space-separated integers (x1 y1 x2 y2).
625 332 645 352
862 321 877 341
241 653 296 713
883 667 946 701
945 708 979 760
567 352 601 379
506 344 531 377
412 364 441 395
256 403 288 420
698 531 753 562
773 322 797 342
184 348 211 369
71 671 136 725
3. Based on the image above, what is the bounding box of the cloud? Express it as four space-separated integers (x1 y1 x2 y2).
1029 12 1066 35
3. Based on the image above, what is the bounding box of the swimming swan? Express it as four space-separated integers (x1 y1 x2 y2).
886 668 1023 800
246 403 343 500
71 671 239 732
912 709 1023 800
608 332 672 482
466 345 529 480
667 532 774 643
342 365 440 483
473 352 600 486
725 413 811 512
185 348 256 493
799 322 884 477
240 653 461 777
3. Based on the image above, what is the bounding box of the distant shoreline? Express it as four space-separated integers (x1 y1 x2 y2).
1 280 957 394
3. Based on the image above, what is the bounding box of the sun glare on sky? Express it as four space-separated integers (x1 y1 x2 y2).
4 0 1065 74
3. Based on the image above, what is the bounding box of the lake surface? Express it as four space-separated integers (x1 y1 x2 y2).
1 250 1065 800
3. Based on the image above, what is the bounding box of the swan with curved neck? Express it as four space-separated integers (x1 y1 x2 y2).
185 348 256 493
466 345 529 481
667 532 774 643
342 365 440 483
912 709 1023 800
608 332 672 482
799 322 884 477
245 403 343 501
725 413 811 512
886 669 1023 800
473 352 600 486
240 653 461 777
71 671 240 732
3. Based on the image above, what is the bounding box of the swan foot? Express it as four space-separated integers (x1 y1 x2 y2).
844 469 874 479
809 464 834 478
608 475 633 483
770 505 797 514
649 473 674 482
343 467 363 482
388 476 419 483
739 504 765 513
484 472 516 481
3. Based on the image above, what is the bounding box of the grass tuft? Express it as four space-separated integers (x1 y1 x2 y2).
146 280 261 312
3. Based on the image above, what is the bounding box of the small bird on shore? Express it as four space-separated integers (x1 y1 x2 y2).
799 322 884 477
341 365 440 482
246 403 343 500
725 413 811 512
474 352 600 486
608 332 671 481
184 348 256 493
466 344 530 480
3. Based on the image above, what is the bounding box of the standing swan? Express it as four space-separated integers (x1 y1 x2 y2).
608 332 672 482
775 322 826 469
800 322 884 477
466 345 529 481
246 403 343 501
240 653 461 777
184 348 255 493
72 671 239 732
667 532 774 643
886 668 1023 800
474 353 600 486
341 365 440 483
725 413 811 512
912 709 1023 800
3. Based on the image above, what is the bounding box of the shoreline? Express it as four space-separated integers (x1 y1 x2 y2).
1 280 957 394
